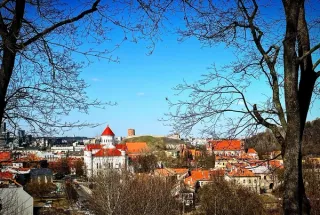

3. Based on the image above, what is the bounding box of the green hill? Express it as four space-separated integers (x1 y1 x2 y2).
121 136 185 151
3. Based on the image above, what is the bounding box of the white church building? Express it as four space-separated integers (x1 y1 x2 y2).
84 125 128 177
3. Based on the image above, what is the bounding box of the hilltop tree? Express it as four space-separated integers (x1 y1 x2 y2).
131 154 158 173
0 0 160 135
136 0 320 214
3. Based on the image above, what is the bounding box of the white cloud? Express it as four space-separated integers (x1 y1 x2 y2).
137 92 145 96
92 78 102 82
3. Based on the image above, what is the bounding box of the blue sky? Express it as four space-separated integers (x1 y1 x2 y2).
70 36 234 137
61 1 320 138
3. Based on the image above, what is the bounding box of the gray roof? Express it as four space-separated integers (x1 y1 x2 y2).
30 168 53 177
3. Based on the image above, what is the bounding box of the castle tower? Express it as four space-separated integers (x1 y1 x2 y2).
128 128 135 137
101 125 115 148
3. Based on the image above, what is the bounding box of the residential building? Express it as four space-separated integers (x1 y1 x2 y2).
184 169 224 191
208 139 244 157
225 168 261 193
247 165 279 191
30 168 53 183
246 148 259 159
0 180 33 215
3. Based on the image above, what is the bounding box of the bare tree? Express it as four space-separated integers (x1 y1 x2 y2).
25 180 56 199
0 0 160 135
303 160 320 215
88 170 179 215
197 179 266 215
134 0 320 214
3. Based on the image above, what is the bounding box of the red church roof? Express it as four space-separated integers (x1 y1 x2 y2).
94 148 122 157
116 144 127 151
85 144 103 151
101 125 115 136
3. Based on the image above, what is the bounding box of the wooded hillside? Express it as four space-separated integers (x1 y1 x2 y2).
246 118 320 156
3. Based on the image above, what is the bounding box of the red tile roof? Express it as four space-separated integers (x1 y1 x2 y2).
0 162 12 166
94 148 122 157
85 144 103 151
0 172 14 180
268 160 284 169
247 148 257 154
116 144 127 151
101 125 115 136
172 168 189 175
184 170 210 185
228 168 255 177
210 140 242 151
0 152 11 161
126 142 149 154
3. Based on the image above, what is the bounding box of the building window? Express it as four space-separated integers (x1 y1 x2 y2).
248 179 251 183
264 176 267 180
254 179 257 183
243 179 246 184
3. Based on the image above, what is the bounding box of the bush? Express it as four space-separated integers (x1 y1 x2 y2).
25 181 56 198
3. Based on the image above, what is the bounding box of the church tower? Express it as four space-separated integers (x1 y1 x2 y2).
101 125 115 148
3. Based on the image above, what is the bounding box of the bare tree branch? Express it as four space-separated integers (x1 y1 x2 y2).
20 0 101 48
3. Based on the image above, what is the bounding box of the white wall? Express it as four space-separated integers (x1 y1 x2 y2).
0 186 33 215
92 156 127 176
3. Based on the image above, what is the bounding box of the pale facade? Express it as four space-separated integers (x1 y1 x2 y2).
84 125 128 177
0 186 33 215
226 175 261 193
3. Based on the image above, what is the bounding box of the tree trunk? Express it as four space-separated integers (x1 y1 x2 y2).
0 47 18 127
283 130 310 215
0 0 26 128
282 0 311 214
